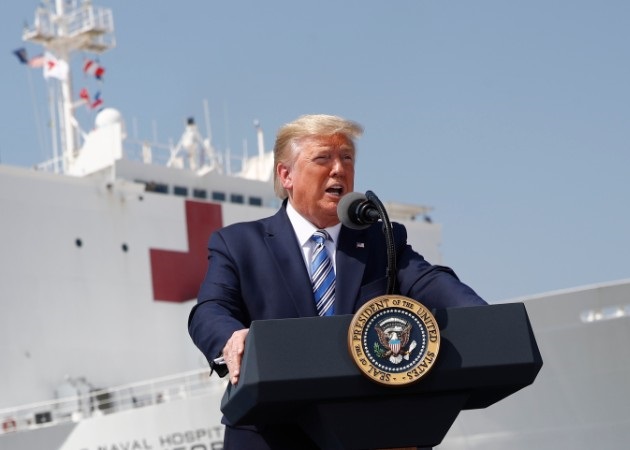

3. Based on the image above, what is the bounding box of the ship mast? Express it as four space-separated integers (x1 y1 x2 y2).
22 0 115 173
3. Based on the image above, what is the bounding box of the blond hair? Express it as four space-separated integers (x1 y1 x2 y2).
273 114 363 198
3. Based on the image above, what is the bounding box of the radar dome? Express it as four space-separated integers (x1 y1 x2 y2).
95 108 123 128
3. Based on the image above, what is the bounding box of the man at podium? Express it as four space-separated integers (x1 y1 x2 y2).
188 114 487 449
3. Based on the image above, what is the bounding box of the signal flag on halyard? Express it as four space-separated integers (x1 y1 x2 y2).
14 48 65 77
83 59 105 80
91 91 103 109
12 47 44 67
13 48 28 64
79 88 90 103
79 88 104 110
43 52 69 81
28 54 45 68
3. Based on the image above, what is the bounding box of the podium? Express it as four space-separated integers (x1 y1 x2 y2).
221 303 542 449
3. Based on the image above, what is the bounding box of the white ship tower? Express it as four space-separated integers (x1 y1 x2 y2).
23 0 115 175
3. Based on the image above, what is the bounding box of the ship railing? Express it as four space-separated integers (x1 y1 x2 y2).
33 156 63 174
122 139 260 177
23 1 115 53
64 4 116 53
31 141 174 174
65 4 114 37
124 139 179 167
0 368 224 435
32 139 252 178
22 6 55 43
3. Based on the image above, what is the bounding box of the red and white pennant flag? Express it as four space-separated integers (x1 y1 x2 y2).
83 59 105 80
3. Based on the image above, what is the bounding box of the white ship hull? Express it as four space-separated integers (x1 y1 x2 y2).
443 279 630 449
0 162 277 406
1 388 226 450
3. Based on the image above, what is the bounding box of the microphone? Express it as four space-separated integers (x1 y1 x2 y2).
338 190 397 294
337 192 380 230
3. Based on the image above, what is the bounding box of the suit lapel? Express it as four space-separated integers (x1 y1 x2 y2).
335 226 367 315
264 206 318 317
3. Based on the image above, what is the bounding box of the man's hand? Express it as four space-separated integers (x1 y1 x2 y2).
222 328 249 385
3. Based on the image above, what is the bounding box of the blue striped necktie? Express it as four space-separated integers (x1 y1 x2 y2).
310 230 335 316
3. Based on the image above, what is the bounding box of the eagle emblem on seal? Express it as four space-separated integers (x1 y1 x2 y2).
374 317 418 364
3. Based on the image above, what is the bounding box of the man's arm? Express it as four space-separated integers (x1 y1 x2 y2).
188 230 251 379
393 224 488 308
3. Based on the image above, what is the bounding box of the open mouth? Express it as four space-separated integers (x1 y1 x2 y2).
326 186 344 196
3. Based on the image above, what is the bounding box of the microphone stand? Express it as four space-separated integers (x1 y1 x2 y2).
365 190 397 295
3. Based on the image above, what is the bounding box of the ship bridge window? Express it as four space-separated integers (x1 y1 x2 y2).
174 186 188 197
193 188 207 199
146 182 168 194
249 196 262 206
212 191 226 202
230 194 244 204
34 411 52 424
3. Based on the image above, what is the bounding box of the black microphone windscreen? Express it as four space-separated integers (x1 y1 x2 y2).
337 192 371 230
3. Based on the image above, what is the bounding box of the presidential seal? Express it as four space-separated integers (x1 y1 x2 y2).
348 295 440 386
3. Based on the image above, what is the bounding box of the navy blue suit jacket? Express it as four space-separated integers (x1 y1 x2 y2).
188 203 486 373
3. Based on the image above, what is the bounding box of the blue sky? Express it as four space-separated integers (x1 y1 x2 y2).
2 0 629 302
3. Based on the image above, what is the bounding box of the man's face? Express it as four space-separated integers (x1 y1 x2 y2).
278 133 355 229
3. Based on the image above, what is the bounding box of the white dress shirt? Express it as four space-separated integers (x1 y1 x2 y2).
286 201 340 275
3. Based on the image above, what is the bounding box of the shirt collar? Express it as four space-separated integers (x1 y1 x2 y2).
286 201 341 247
